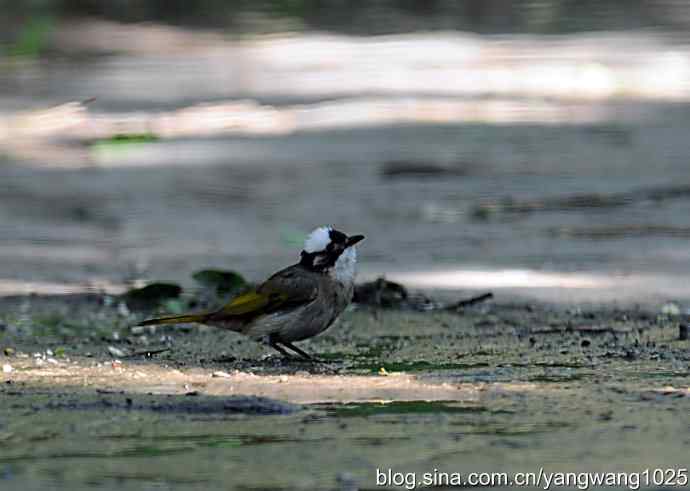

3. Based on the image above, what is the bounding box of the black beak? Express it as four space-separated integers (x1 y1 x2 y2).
345 234 365 248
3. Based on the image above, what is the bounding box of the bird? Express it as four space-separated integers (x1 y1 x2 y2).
138 226 365 360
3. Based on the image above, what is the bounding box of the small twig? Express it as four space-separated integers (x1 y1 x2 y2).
123 347 171 359
444 292 493 311
96 388 124 394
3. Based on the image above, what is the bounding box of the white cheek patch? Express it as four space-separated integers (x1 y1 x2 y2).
304 226 332 253
333 246 357 283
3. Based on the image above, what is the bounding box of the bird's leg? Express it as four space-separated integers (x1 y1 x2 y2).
268 340 295 359
280 341 317 362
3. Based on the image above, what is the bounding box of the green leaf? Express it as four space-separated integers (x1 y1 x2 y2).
124 283 182 310
192 270 247 296
9 16 54 59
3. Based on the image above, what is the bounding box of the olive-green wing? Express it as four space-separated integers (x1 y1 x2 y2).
212 265 318 320
217 290 276 316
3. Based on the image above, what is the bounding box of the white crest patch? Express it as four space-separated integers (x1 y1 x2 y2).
303 226 332 253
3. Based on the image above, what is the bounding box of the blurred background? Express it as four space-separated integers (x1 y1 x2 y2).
2 0 690 304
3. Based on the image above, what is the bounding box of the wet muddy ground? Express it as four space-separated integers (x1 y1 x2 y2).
1 293 689 490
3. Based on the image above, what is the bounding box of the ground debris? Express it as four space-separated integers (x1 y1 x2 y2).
549 224 690 239
41 394 300 415
443 293 494 311
380 160 472 179
472 184 690 221
354 277 492 312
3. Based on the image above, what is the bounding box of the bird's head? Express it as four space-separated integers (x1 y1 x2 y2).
300 226 365 280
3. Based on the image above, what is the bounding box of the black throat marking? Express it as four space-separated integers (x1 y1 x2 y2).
299 250 338 272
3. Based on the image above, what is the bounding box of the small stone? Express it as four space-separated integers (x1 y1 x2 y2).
2 364 12 374
46 349 54 356
47 358 59 365
336 471 358 491
581 338 592 348
3 347 15 357
130 325 145 335
107 346 127 358
661 302 681 316
118 302 131 317
378 367 389 376
212 371 231 378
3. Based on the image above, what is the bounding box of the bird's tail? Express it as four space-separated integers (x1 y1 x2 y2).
137 313 208 327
